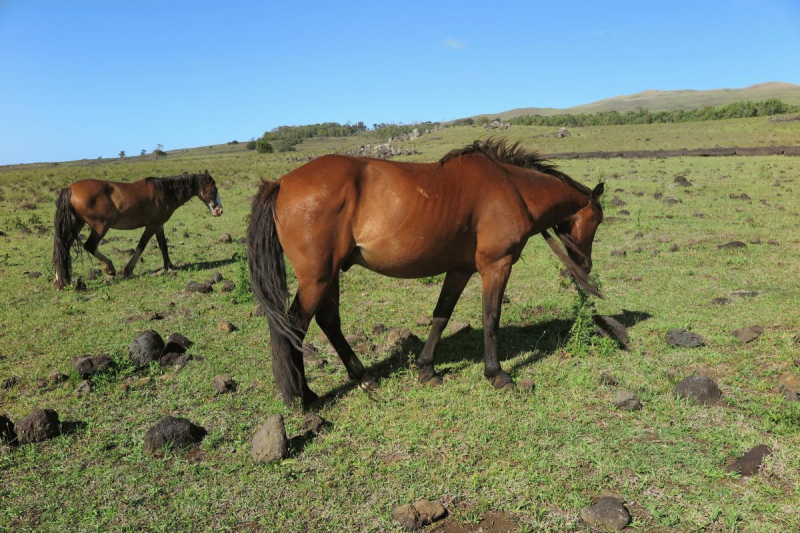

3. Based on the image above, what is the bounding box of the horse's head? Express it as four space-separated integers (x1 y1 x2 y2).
557 182 604 274
198 170 223 216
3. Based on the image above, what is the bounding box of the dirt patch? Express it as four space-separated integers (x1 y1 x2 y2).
432 511 520 532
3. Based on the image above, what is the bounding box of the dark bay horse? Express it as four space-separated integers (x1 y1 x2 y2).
248 139 604 407
53 170 223 289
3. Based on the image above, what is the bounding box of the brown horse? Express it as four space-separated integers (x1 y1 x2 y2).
248 139 604 407
53 170 222 289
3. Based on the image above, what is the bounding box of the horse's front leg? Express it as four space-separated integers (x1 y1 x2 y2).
155 226 175 272
478 255 514 389
122 227 156 278
416 270 471 385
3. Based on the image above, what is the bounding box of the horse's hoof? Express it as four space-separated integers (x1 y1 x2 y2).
359 376 378 392
301 389 320 409
491 373 514 390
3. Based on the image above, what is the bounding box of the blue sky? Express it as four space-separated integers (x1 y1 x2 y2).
1 0 799 165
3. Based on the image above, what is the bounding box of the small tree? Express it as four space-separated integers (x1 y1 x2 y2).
256 138 274 154
141 149 147 156
245 138 257 150
119 151 126 159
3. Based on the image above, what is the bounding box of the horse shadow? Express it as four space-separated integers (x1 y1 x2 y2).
310 309 652 409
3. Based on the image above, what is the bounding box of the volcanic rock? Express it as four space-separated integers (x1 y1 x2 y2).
143 416 206 457
614 391 642 411
674 376 722 405
732 326 763 343
725 445 772 476
665 329 705 348
212 374 236 394
129 330 165 367
16 409 60 444
251 414 288 463
581 496 631 531
72 354 113 378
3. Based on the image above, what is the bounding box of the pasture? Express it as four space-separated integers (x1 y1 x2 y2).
1 118 799 532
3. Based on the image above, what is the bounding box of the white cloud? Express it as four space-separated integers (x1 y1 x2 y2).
442 37 466 50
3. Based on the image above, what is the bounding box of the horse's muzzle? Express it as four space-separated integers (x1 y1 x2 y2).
211 206 223 217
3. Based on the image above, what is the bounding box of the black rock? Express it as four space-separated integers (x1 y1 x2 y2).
186 281 213 294
143 416 206 457
163 332 193 354
665 329 705 348
298 414 329 436
0 415 16 445
718 241 747 250
599 372 618 386
211 374 236 394
614 391 642 411
220 280 235 292
159 352 192 368
16 409 60 444
129 330 165 367
72 354 113 378
674 376 722 405
581 496 631 531
732 326 762 343
372 323 387 334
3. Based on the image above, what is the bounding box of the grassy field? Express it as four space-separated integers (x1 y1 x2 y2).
1 119 800 532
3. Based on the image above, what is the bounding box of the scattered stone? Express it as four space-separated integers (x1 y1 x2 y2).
48 372 68 385
730 289 759 298
778 373 800 393
2 376 20 390
211 374 236 394
609 198 627 207
345 333 362 345
220 280 235 292
674 175 692 186
665 329 705 348
657 235 671 243
372 323 387 334
749 237 762 245
86 268 103 280
669 243 679 252
415 316 432 327
218 233 232 243
72 354 113 378
594 315 630 348
136 376 153 387
518 378 536 391
298 413 328 436
618 210 630 216
217 320 237 333
354 342 375 355
599 372 618 386
36 378 49 389
73 277 87 291
129 330 165 367
186 281 213 293
160 352 192 368
725 445 772 477
0 415 16 445
610 250 626 257
251 414 288 463
143 416 206 457
653 192 663 200
718 241 747 250
732 326 763 343
387 327 413 345
210 271 223 284
393 499 447 530
16 409 60 444
448 322 471 335
581 496 631 531
614 391 642 411
663 197 681 205
674 376 722 405
27 271 42 279
75 380 93 396
711 297 731 306
785 391 800 402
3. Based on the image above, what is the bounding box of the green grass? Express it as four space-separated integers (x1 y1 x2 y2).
1 119 799 531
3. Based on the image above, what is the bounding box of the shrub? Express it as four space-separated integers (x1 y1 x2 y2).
245 140 257 150
256 139 274 154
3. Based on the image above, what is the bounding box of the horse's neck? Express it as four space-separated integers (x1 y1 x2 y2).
513 173 588 231
162 176 198 206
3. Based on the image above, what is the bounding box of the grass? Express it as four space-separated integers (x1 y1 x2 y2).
0 119 799 531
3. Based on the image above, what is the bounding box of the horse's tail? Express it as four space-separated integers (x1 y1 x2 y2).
247 180 305 402
52 187 79 289
541 229 604 298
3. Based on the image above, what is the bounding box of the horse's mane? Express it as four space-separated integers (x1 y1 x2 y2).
440 138 594 197
148 173 201 203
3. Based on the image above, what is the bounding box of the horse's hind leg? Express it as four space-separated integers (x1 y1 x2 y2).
416 270 471 385
83 228 116 277
122 227 156 277
315 275 377 391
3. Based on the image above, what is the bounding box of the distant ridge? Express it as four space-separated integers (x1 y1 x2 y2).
472 82 800 120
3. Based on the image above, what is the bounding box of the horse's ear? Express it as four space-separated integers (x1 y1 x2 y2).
204 169 210 177
593 182 605 199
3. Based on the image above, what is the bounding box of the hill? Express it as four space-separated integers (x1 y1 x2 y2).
473 81 800 120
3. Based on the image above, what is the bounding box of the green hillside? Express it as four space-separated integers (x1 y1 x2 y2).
474 82 800 120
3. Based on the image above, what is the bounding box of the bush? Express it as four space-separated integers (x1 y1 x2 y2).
273 139 298 152
245 140 257 150
256 139 274 154
153 149 167 158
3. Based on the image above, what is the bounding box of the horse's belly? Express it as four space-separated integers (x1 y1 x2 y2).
349 239 474 278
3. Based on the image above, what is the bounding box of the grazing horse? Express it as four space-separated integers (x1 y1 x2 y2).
248 139 604 407
53 170 223 289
